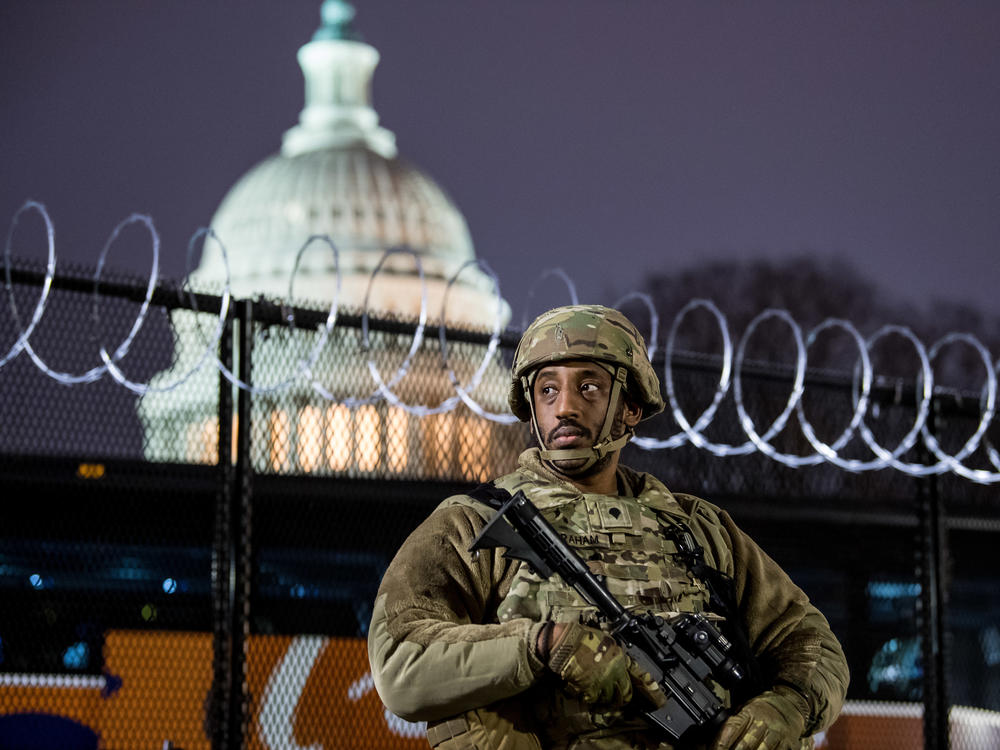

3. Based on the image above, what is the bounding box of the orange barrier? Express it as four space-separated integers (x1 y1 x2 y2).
0 631 425 749
2 631 999 749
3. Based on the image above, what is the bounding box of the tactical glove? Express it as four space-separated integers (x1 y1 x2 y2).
710 686 808 750
542 622 665 709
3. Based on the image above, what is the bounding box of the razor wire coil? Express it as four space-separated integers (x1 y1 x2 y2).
4 203 998 483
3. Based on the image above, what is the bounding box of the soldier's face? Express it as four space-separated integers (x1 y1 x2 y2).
531 361 615 469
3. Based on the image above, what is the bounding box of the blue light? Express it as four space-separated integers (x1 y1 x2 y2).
29 573 44 590
62 641 90 670
866 581 921 599
162 578 177 594
290 584 307 599
867 635 922 698
981 626 1000 666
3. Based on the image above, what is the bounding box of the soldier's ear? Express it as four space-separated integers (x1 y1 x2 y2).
623 396 642 428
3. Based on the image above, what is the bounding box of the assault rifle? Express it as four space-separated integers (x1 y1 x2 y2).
469 490 745 742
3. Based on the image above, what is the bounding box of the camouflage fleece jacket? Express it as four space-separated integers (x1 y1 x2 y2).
369 449 849 749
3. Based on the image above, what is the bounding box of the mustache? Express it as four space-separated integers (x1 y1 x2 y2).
547 419 592 444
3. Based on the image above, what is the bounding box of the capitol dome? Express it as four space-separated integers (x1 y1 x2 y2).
193 0 506 326
138 1 520 479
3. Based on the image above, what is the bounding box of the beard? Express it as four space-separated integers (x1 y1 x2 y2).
541 418 611 477
549 450 614 478
538 404 630 478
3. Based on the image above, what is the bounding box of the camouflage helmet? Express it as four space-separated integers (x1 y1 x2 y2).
508 304 664 421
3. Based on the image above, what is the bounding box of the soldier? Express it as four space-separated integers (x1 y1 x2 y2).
369 305 848 750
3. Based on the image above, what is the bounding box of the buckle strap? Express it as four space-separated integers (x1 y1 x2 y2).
425 715 471 747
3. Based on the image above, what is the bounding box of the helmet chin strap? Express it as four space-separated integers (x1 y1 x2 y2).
525 365 633 477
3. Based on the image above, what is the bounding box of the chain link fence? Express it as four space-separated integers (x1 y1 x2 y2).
1 264 998 749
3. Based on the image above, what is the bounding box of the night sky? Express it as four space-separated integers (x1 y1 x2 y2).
2 1 999 326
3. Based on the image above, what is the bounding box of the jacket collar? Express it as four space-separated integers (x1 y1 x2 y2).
503 448 691 522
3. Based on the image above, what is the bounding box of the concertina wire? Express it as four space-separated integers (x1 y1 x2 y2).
4 201 998 485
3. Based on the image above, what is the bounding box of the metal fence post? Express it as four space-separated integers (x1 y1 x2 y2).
917 397 951 750
228 298 254 748
211 299 254 750
212 306 235 750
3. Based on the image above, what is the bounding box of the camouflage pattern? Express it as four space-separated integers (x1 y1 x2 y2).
490 459 725 747
369 448 849 750
711 688 814 750
509 305 665 421
495 483 713 626
547 623 635 707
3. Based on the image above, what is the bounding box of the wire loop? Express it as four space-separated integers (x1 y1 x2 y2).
4 208 999 483
2 201 56 369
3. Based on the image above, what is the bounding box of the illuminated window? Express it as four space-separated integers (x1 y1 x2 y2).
269 410 292 471
424 412 455 477
187 415 238 465
386 406 409 473
325 405 352 471
188 416 218 464
297 406 323 473
459 414 490 482
355 405 382 472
